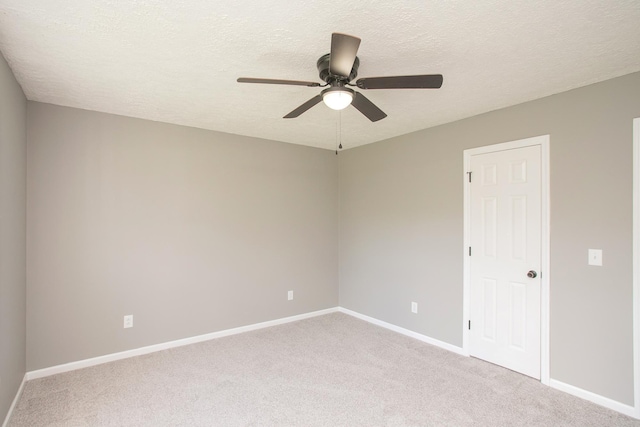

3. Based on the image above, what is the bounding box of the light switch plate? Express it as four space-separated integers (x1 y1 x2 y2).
588 249 602 266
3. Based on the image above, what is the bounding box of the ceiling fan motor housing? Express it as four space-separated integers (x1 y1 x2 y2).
317 53 360 84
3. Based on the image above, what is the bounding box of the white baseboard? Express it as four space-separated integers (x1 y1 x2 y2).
549 379 637 418
26 307 339 381
338 307 465 356
2 374 26 427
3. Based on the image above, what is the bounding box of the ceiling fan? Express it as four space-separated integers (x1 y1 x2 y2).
237 33 443 122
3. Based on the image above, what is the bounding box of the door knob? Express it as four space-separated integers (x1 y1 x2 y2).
527 270 537 278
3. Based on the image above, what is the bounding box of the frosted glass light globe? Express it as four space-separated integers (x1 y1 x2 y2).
322 89 354 110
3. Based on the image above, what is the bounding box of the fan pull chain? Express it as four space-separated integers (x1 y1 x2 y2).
335 113 339 155
339 110 343 150
335 111 344 155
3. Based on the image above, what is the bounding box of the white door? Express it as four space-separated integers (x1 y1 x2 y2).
469 145 541 379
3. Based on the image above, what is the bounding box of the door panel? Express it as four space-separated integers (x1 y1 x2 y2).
481 278 497 341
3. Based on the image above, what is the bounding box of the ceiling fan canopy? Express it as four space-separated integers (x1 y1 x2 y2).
237 33 443 122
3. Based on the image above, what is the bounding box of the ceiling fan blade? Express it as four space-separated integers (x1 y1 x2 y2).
238 77 321 87
351 92 387 122
283 95 323 118
356 74 443 90
329 33 361 78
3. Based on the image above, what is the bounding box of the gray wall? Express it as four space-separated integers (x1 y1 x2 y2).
0 53 27 420
339 71 640 405
26 103 339 370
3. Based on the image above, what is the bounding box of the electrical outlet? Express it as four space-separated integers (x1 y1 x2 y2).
288 290 293 301
411 302 418 314
123 315 133 328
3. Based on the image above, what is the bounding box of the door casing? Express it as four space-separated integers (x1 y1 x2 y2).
462 135 550 385
633 117 640 417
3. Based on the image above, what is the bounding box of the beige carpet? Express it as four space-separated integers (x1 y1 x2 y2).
8 312 640 426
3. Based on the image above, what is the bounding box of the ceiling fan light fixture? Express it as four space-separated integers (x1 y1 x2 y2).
237 33 442 121
322 87 354 110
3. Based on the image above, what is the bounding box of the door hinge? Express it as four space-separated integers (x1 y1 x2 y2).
468 320 471 330
468 247 471 256
467 171 472 183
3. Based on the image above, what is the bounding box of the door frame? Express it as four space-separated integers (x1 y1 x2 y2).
462 135 550 385
633 117 640 417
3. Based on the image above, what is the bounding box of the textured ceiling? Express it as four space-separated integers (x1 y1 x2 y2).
1 1 639 150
